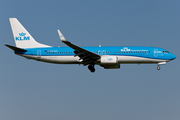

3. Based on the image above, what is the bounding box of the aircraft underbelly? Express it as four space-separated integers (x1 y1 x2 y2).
117 56 167 64
21 54 168 64
22 55 80 64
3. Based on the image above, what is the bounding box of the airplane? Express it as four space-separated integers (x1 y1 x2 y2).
5 18 176 73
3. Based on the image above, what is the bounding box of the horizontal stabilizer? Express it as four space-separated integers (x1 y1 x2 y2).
5 44 27 52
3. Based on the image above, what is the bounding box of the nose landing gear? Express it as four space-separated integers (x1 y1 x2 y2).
157 62 166 70
88 64 95 73
157 66 160 70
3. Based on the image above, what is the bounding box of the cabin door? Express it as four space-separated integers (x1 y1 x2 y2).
37 50 41 59
154 49 158 57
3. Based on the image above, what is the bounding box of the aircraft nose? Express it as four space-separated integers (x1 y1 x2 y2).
170 53 176 60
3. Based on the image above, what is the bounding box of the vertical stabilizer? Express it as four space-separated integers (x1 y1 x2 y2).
9 18 51 48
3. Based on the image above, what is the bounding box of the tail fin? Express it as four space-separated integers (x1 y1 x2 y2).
9 18 51 48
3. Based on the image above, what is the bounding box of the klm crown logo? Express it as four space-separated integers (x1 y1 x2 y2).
121 47 130 52
15 32 30 41
108 58 113 61
19 32 26 36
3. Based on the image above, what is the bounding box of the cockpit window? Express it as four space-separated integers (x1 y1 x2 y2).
163 51 169 53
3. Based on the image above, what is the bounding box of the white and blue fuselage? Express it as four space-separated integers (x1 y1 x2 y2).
6 18 176 72
16 46 175 64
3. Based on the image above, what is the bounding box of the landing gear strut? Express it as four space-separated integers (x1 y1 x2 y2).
88 64 95 73
157 62 166 70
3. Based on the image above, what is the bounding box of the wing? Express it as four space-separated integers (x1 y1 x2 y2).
57 30 100 65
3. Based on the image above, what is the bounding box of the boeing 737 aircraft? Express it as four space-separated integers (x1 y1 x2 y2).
5 18 176 72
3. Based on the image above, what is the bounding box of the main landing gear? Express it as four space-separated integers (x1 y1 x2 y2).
88 64 95 73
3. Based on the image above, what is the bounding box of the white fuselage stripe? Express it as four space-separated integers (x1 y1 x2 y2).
19 54 169 64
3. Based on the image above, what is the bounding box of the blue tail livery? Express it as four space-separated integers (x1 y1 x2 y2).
5 18 176 72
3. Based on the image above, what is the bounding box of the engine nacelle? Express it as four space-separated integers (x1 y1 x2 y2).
103 64 120 69
100 56 118 65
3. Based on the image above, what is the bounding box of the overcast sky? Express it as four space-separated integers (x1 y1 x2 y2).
0 0 180 120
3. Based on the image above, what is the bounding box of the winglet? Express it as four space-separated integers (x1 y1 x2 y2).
57 30 66 41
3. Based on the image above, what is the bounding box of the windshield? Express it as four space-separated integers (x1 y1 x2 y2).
163 51 169 53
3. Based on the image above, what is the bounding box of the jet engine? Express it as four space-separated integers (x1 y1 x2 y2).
102 64 120 69
100 56 118 64
100 56 120 69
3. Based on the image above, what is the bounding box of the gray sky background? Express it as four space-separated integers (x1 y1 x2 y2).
0 0 180 120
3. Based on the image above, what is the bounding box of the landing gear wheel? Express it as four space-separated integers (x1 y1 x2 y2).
88 64 95 73
157 66 160 70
